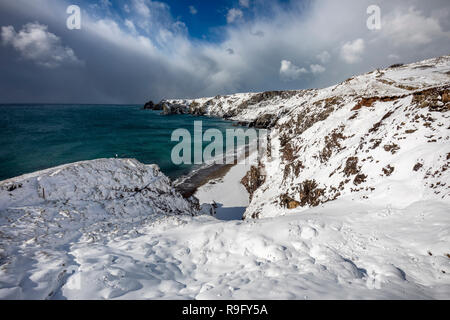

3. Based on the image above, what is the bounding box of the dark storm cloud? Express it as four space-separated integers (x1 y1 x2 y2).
0 0 449 104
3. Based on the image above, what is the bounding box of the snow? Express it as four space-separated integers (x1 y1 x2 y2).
1 56 449 299
3 196 448 299
0 158 198 299
241 56 450 219
194 151 258 220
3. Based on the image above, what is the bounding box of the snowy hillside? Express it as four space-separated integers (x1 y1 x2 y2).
1 56 449 299
154 56 450 220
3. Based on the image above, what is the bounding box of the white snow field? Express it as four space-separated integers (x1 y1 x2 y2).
1 56 449 299
1 166 448 299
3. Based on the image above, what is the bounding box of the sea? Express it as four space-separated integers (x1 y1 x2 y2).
0 104 241 181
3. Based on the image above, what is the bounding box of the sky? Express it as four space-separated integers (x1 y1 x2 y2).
0 0 449 104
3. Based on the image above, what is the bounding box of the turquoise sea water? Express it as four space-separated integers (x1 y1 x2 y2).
0 104 238 181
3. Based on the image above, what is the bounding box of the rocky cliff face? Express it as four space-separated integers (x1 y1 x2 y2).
147 55 450 219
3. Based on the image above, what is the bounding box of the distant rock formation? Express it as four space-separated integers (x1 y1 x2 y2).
143 100 165 110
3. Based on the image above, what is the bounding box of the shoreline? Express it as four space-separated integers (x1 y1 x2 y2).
174 141 257 199
174 163 235 198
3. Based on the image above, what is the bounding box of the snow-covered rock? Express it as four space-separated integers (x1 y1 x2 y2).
0 158 198 299
153 55 450 220
246 57 449 219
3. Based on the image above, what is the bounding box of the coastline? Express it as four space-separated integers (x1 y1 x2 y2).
174 163 235 198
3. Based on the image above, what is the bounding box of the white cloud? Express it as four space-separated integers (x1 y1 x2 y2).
189 6 197 15
379 7 450 46
310 64 326 74
124 19 137 34
1 22 82 68
86 18 156 55
280 60 308 81
316 51 331 64
227 8 243 24
239 0 250 8
133 0 150 17
340 38 365 64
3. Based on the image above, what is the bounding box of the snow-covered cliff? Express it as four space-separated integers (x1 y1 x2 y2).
153 56 450 220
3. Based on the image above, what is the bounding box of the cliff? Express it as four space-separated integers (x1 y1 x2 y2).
147 55 450 220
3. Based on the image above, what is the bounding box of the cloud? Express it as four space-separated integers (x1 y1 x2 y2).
0 0 450 104
250 30 264 37
239 0 250 8
388 54 400 60
189 6 197 15
280 60 308 81
124 19 137 34
316 51 331 64
227 8 244 24
133 0 150 17
1 22 82 68
310 64 326 74
379 7 450 46
340 38 365 64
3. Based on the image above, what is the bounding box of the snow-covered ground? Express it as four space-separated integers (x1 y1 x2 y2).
194 151 258 220
3 193 449 299
1 158 448 299
194 164 250 221
1 56 449 299
0 158 198 299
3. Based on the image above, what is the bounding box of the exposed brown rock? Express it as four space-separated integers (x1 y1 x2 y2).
343 157 359 177
352 96 397 111
413 163 423 171
383 143 400 154
283 160 305 180
353 174 367 185
298 179 325 207
442 91 450 103
279 193 300 209
382 165 395 176
241 165 266 200
413 87 450 112
281 140 296 163
319 128 346 162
